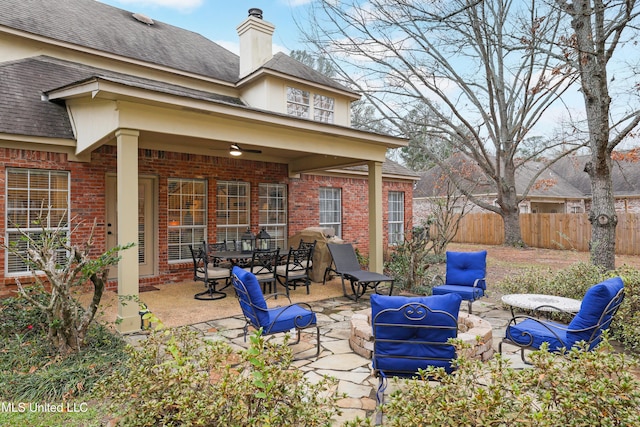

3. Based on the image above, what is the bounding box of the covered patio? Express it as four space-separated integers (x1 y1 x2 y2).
48 80 405 332
109 279 516 424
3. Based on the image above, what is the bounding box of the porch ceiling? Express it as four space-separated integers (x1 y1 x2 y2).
133 129 370 174
48 77 407 175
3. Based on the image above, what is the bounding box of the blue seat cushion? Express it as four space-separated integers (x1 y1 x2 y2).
232 267 269 326
566 277 624 345
371 293 461 375
432 284 485 301
506 318 569 352
264 305 317 334
445 251 487 290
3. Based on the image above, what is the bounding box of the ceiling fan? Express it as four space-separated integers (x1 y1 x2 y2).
229 143 262 156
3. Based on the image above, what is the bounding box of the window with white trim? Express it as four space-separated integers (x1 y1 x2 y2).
216 181 250 244
259 183 287 250
319 187 341 238
287 87 335 123
314 94 335 123
388 191 405 245
5 168 70 274
287 87 310 118
167 178 207 262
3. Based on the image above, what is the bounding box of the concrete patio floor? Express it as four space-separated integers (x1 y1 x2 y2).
123 292 525 425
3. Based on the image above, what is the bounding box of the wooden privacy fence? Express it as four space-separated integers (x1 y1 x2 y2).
444 213 640 255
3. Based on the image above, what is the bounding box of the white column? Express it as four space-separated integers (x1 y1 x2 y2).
368 161 384 273
115 129 140 333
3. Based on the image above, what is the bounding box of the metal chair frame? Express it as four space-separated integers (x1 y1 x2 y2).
189 243 231 301
231 268 321 358
276 247 313 296
499 286 624 364
244 248 280 293
326 243 394 301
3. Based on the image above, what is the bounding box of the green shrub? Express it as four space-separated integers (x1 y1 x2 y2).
385 227 442 294
496 262 640 353
0 292 50 338
94 327 342 426
345 338 640 426
0 316 127 402
611 265 640 353
496 262 603 300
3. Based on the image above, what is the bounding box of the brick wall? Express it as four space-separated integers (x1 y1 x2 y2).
1 146 413 296
290 174 413 256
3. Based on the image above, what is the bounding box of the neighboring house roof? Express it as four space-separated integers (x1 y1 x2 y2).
550 155 640 197
0 0 352 92
414 156 584 199
415 153 640 200
0 56 244 139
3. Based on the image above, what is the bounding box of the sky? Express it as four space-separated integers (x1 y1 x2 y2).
97 0 311 54
95 0 638 151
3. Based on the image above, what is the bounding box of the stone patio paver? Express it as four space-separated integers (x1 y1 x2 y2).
124 294 530 425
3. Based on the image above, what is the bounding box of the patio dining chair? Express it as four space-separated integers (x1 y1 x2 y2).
189 244 231 300
326 243 395 301
243 248 280 293
275 247 314 297
297 239 316 262
499 276 625 363
231 267 321 358
431 250 487 313
371 293 461 419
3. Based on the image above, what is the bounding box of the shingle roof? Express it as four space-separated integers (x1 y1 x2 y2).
550 155 640 196
0 56 244 139
343 159 420 179
414 156 584 199
0 0 240 83
0 58 76 139
262 53 356 94
0 0 354 93
415 153 640 199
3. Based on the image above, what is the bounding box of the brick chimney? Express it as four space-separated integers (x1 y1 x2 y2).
237 8 275 79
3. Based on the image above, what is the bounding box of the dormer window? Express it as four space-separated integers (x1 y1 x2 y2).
287 87 310 118
287 87 334 123
314 94 334 123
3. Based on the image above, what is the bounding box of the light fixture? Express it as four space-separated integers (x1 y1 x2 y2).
229 144 242 156
240 227 255 253
255 227 272 251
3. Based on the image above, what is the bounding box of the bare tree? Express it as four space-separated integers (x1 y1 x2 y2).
302 0 584 246
555 0 640 270
3 214 133 356
426 162 477 256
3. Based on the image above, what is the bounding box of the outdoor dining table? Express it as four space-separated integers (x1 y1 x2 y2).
211 251 254 266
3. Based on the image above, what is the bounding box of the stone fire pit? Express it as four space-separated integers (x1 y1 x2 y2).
350 309 494 361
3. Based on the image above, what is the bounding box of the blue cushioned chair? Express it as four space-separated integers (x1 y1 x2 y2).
499 277 625 363
231 266 321 358
371 293 461 411
432 250 487 313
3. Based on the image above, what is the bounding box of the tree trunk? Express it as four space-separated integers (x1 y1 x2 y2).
563 0 621 271
502 208 524 247
499 164 525 247
585 160 617 270
49 292 83 356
